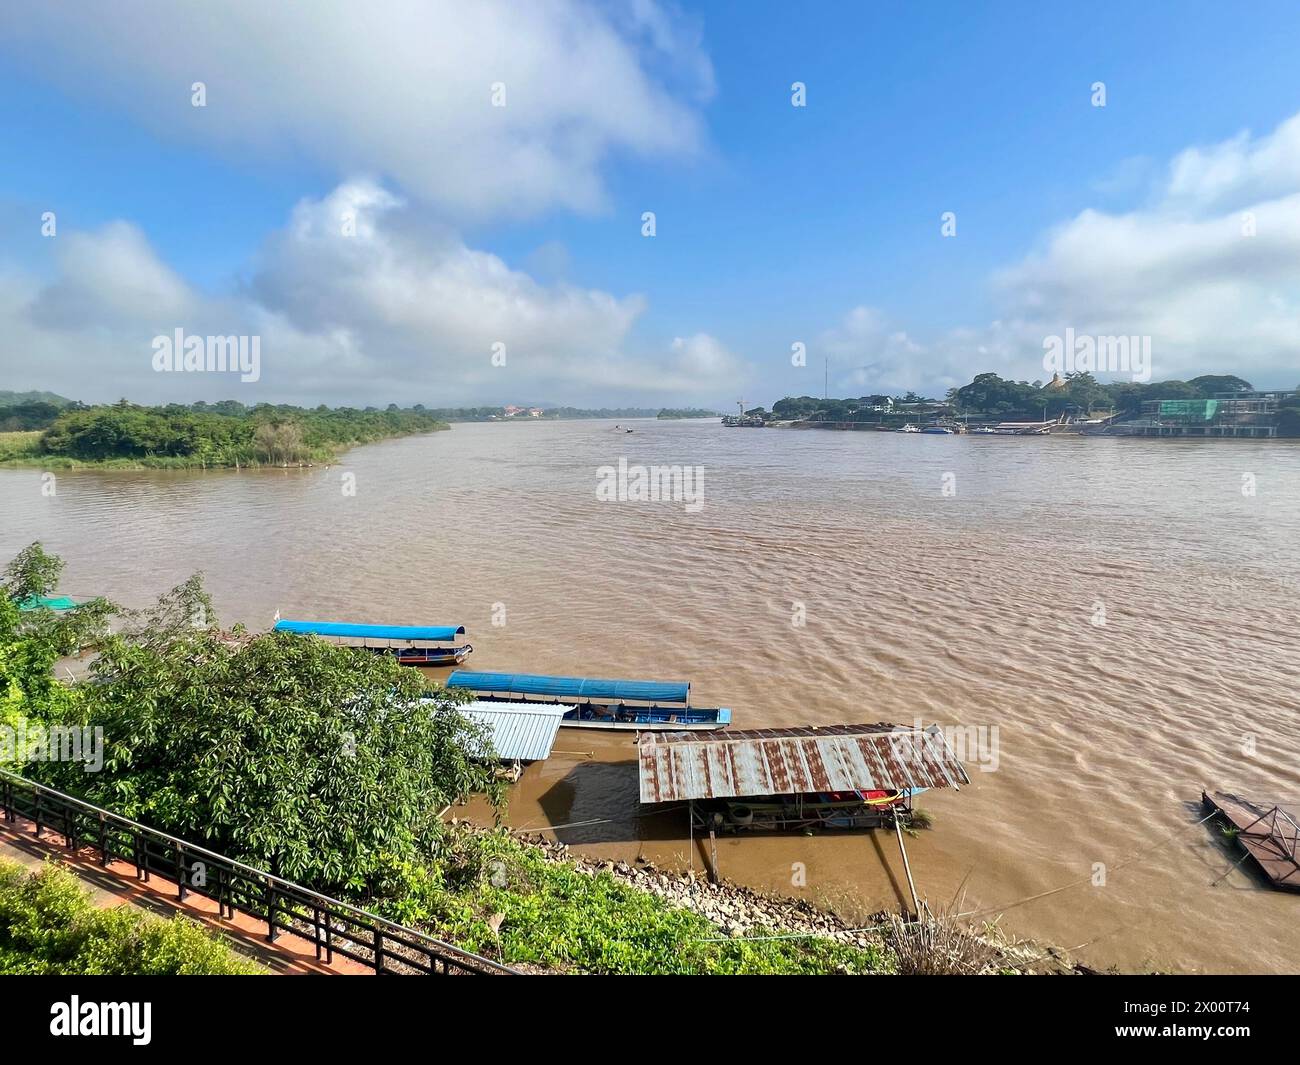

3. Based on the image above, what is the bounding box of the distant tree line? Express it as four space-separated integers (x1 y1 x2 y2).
770 373 1283 424
20 400 448 466
0 401 78 432
408 405 663 421
948 372 1259 418
656 408 721 419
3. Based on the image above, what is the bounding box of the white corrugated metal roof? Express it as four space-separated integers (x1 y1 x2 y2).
461 700 568 762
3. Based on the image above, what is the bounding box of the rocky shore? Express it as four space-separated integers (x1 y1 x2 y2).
513 831 1071 972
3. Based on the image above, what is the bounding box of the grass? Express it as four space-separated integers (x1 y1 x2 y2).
0 431 42 463
0 858 261 975
379 826 895 975
883 905 1001 975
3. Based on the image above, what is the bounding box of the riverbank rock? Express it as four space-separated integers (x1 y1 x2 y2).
513 830 1066 972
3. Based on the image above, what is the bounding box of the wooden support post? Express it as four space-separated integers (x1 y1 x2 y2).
688 801 695 876
894 815 922 917
708 820 720 885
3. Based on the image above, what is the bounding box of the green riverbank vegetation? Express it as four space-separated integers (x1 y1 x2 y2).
0 399 449 468
0 859 261 975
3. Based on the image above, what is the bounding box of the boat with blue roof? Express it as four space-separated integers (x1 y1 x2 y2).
273 619 474 666
445 670 730 731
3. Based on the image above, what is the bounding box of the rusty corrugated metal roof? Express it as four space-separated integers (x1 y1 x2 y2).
638 724 969 804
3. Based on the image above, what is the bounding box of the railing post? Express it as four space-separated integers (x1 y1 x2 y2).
33 789 41 839
265 877 279 942
374 925 385 974
176 843 187 901
98 812 108 867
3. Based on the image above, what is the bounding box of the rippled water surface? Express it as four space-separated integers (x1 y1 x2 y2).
4 419 1298 972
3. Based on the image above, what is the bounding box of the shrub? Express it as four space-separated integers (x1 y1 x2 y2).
0 859 259 975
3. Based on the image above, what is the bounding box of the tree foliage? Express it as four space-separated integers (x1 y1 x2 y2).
31 401 447 466
34 610 499 894
2 542 65 602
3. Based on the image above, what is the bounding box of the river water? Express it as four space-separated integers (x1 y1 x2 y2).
3 418 1298 973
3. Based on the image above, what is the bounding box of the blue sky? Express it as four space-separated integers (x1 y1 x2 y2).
2 1 1300 407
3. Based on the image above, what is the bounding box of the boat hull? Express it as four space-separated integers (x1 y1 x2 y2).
560 716 727 731
370 644 473 666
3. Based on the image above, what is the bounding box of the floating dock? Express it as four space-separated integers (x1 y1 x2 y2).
1203 790 1300 892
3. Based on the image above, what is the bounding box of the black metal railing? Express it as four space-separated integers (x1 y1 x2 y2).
0 768 515 975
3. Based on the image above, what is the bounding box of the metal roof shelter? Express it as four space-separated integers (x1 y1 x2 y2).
638 724 969 804
447 671 690 704
458 701 568 763
275 620 466 641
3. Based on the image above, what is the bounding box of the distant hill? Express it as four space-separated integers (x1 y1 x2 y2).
0 390 75 408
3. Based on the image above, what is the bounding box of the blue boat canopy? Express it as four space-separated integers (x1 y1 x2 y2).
447 671 690 704
274 619 466 641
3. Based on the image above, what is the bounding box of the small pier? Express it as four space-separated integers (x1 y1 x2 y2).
1203 790 1300 892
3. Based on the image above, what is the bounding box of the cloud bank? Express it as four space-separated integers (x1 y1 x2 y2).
4 180 742 405
0 0 712 220
823 114 1300 396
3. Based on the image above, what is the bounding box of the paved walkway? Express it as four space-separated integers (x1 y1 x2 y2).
0 817 371 975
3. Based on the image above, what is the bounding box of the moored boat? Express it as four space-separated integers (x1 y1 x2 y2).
273 619 473 666
446 670 730 730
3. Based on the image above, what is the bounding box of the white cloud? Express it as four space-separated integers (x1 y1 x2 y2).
0 0 712 219
1 180 747 405
29 222 194 330
668 333 746 381
826 113 1300 394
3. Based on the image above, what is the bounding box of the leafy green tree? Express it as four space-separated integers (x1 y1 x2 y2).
2 543 64 602
116 573 216 652
1065 372 1109 415
1188 374 1253 396
36 600 499 894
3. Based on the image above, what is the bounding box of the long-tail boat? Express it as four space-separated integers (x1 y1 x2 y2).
273 619 473 666
445 671 730 731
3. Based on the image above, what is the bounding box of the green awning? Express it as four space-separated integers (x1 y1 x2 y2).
17 595 77 612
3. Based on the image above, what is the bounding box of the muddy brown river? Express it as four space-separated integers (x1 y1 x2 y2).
3 418 1298 972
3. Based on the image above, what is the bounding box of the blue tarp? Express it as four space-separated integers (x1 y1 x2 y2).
274 619 466 641
447 671 690 704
